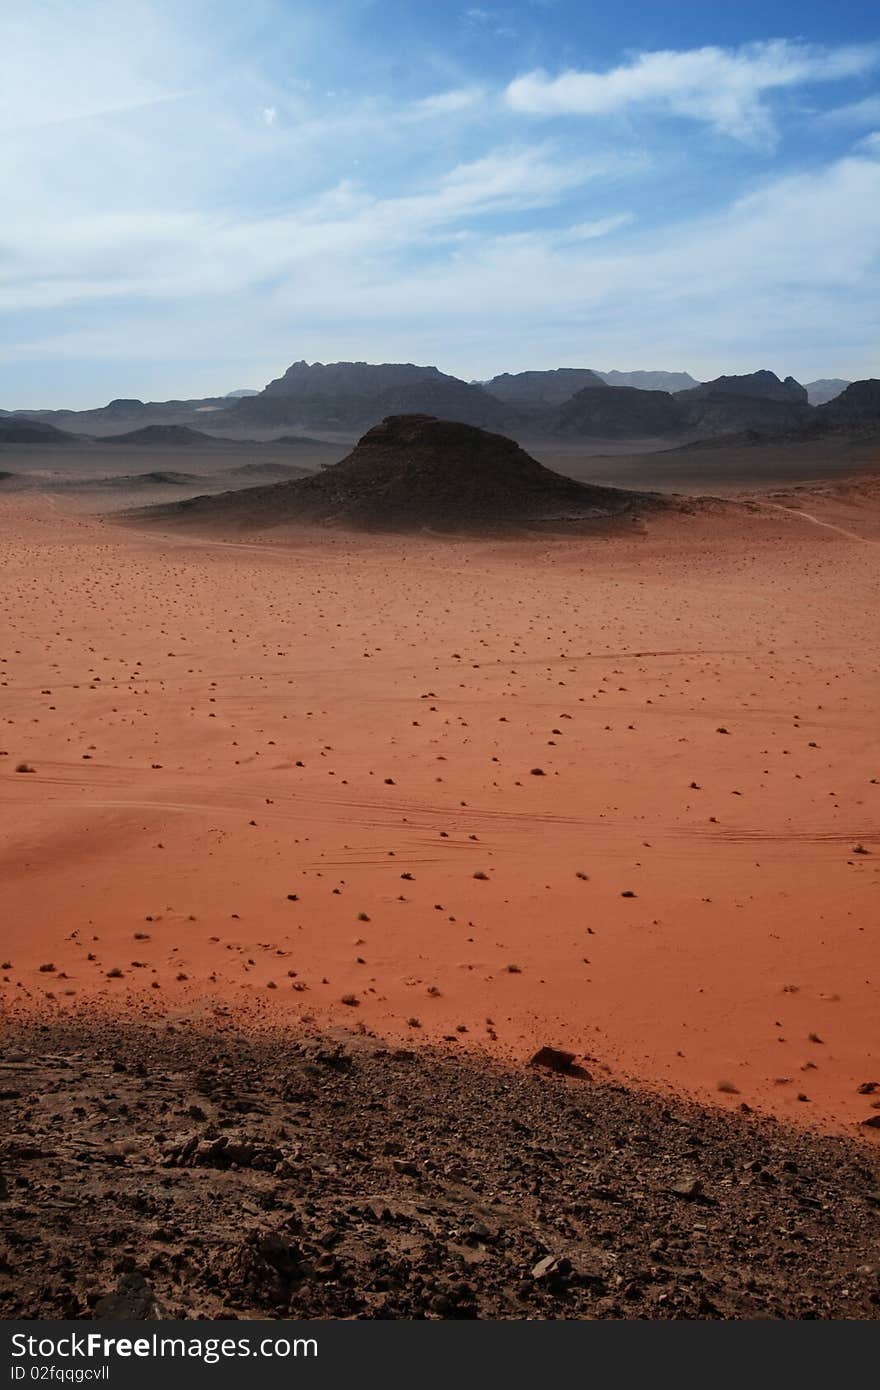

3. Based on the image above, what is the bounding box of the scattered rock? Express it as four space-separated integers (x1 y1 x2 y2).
0 1020 877 1322
527 1046 588 1077
669 1177 703 1200
94 1272 158 1320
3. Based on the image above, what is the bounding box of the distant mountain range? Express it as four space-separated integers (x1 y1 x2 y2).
3 360 872 447
215 363 846 438
482 368 701 400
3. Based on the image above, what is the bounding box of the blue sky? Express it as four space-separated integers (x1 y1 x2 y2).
2 0 879 407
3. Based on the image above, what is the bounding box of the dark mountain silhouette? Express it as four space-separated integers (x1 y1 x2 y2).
268 434 326 446
680 370 808 405
232 363 819 442
597 369 699 392
817 378 880 422
805 378 850 407
554 385 687 438
96 425 223 446
74 470 202 489
134 414 670 533
674 377 880 448
15 397 231 437
481 368 605 406
262 359 449 398
231 371 512 432
550 371 817 440
103 397 149 417
370 378 512 431
682 393 811 437
0 419 79 445
8 362 869 447
673 371 811 436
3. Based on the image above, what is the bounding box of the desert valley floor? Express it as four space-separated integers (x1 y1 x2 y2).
2 483 878 1137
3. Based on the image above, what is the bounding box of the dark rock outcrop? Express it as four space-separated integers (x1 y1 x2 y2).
96 424 220 446
133 414 667 533
818 378 880 422
682 392 811 437
233 370 512 432
554 385 687 438
262 359 449 399
681 371 808 405
673 371 812 437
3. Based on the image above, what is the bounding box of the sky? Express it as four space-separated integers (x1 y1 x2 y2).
2 0 879 408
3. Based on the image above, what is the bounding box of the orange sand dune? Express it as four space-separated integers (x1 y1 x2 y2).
1 494 878 1135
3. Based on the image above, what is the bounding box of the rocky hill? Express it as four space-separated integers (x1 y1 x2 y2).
134 414 669 533
680 370 808 405
231 374 512 433
262 359 449 398
818 378 880 422
554 385 687 438
0 419 80 445
672 371 812 436
96 424 222 446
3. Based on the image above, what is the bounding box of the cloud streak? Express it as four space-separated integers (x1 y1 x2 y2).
505 41 879 143
3 7 880 402
3 138 877 387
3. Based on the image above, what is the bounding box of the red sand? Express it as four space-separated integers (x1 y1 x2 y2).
1 495 878 1135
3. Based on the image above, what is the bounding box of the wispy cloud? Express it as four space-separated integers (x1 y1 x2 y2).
408 87 486 118
505 41 880 143
561 213 633 240
0 146 602 313
820 94 880 128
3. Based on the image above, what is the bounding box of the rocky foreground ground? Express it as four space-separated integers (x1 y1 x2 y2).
1 1019 878 1320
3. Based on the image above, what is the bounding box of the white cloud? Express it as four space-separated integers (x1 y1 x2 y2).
409 87 485 117
505 41 880 143
562 213 633 240
0 146 602 313
262 106 277 126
